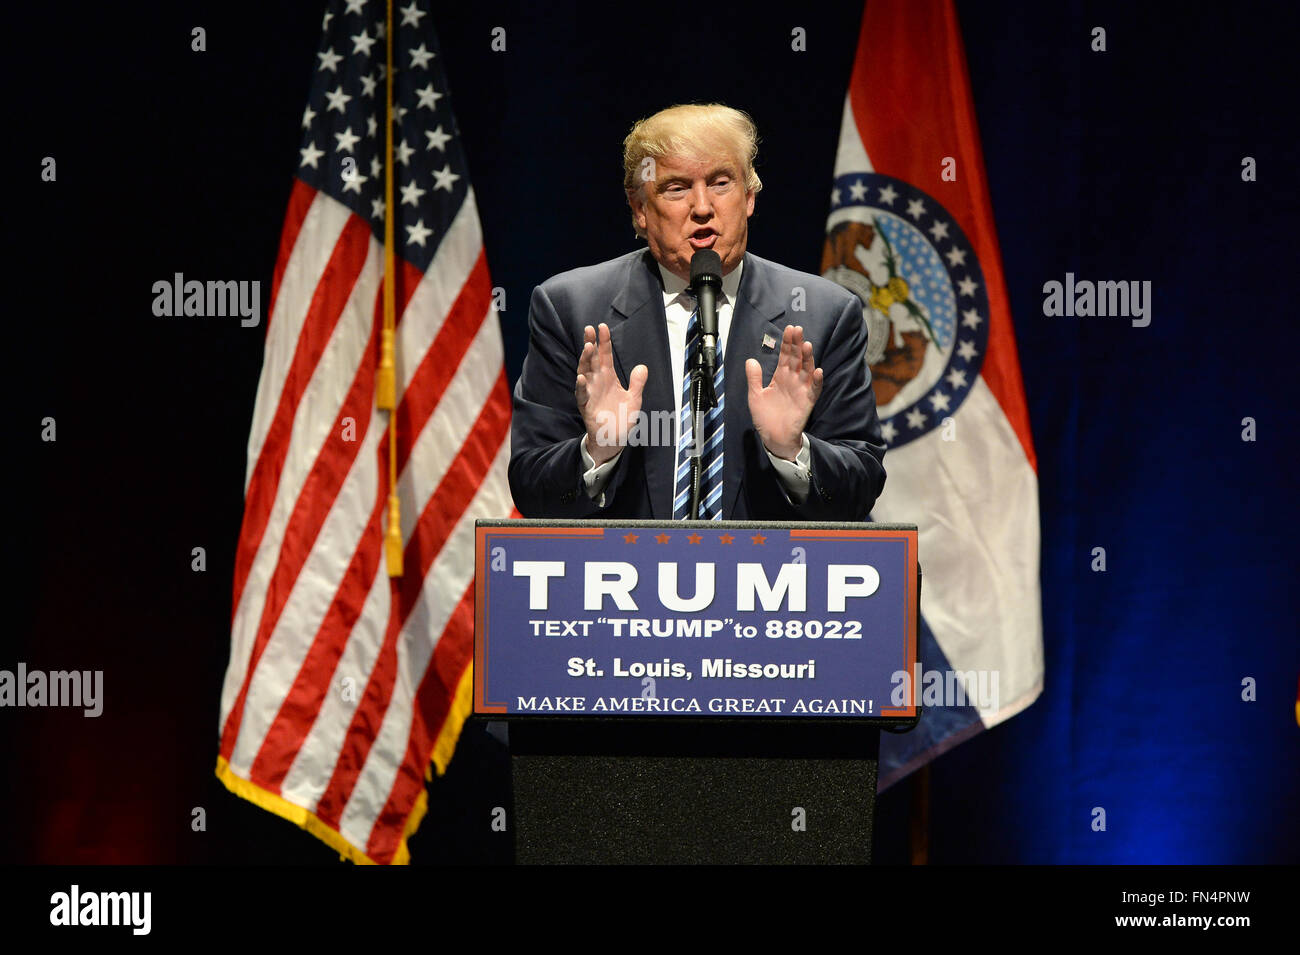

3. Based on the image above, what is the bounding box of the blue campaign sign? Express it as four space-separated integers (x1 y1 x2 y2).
473 521 918 721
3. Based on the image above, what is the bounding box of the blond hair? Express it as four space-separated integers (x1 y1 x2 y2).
623 103 762 237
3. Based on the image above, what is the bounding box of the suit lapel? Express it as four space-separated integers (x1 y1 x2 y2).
725 254 787 519
609 251 675 519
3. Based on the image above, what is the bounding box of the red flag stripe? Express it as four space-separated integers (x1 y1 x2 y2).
313 373 512 829
221 298 386 763
365 400 513 862
266 179 319 339
366 581 475 863
243 262 494 786
220 297 382 764
229 214 375 623
249 483 387 791
243 193 356 497
393 252 493 477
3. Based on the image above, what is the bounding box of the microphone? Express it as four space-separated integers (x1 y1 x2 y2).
689 249 722 380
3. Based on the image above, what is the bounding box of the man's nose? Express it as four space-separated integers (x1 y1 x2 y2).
689 183 713 218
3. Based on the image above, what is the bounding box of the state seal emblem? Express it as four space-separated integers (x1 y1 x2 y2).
821 172 990 448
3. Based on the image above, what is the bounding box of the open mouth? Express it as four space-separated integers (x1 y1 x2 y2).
689 228 717 249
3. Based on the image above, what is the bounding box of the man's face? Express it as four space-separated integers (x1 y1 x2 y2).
630 152 755 282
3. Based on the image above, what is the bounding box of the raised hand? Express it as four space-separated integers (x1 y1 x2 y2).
576 323 648 465
744 324 823 461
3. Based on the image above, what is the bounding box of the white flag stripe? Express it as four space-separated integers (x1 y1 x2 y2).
227 403 386 776
280 558 391 808
394 190 484 389
339 439 512 847
397 310 504 543
245 195 354 491
229 193 484 753
277 284 500 806
222 223 383 725
870 379 1043 721
832 95 875 180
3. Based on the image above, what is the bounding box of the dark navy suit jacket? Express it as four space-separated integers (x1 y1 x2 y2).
508 248 886 520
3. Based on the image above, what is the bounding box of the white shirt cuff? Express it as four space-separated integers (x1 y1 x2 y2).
581 436 622 505
766 434 812 504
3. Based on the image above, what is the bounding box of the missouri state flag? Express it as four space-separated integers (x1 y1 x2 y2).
821 0 1043 788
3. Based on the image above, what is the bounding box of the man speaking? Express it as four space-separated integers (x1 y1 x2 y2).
508 103 886 520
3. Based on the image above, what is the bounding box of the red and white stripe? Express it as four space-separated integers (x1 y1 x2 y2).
218 182 512 864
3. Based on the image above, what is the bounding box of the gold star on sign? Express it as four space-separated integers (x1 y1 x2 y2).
623 533 638 543
655 533 671 544
719 534 734 544
687 534 703 544
751 534 767 544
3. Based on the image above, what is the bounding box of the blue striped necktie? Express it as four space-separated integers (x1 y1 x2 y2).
673 308 724 520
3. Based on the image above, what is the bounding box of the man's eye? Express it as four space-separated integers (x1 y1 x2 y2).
711 179 733 192
663 184 687 197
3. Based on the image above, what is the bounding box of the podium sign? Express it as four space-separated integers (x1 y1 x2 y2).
474 520 918 722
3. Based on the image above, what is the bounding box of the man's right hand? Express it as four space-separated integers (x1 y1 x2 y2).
576 322 647 466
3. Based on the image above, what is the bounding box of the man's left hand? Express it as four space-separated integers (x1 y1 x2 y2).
744 324 823 460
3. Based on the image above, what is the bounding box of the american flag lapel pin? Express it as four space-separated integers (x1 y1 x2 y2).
761 332 777 351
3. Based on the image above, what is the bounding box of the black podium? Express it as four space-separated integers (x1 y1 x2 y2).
474 519 920 865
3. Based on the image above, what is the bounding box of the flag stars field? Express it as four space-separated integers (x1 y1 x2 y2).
341 171 367 195
425 126 451 151
400 180 425 206
432 165 460 192
404 218 432 246
300 142 325 169
415 84 443 110
350 31 376 57
325 86 351 113
334 127 360 153
317 48 343 72
409 43 434 69
400 2 427 27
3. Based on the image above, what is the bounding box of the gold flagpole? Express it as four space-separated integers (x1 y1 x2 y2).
378 0 403 577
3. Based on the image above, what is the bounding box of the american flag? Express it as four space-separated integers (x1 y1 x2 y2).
216 0 512 865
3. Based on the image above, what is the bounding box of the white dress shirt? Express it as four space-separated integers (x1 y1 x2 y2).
581 260 812 510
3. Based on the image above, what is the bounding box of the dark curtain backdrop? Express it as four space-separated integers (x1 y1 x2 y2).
7 0 1297 864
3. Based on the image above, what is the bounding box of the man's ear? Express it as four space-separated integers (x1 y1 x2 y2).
627 189 647 230
745 188 755 218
